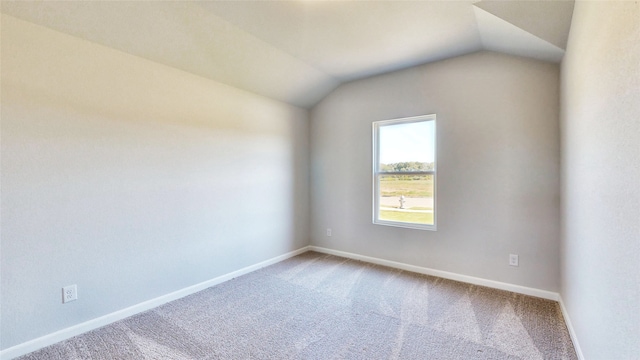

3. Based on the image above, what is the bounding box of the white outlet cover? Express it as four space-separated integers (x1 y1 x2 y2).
509 254 519 267
63 284 78 303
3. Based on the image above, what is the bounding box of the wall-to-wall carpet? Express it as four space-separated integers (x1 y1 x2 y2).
18 252 576 359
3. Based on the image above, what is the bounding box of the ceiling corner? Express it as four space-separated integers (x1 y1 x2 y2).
473 5 565 63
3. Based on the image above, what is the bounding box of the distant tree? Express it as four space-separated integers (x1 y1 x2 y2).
381 161 434 172
380 163 394 172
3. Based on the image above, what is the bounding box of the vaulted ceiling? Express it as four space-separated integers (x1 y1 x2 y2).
1 1 574 108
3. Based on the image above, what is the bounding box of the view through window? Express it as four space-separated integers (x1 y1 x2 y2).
373 115 436 230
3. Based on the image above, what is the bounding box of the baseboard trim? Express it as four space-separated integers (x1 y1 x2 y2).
558 296 585 360
0 246 310 360
309 246 559 301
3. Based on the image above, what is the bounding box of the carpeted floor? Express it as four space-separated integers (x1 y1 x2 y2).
18 252 577 359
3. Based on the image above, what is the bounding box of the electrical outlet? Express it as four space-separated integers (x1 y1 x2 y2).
63 285 78 303
509 254 519 267
326 228 332 237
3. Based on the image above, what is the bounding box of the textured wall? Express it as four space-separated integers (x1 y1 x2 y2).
1 15 309 349
560 1 640 358
310 51 561 292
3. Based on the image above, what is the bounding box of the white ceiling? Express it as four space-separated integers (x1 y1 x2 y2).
0 0 574 108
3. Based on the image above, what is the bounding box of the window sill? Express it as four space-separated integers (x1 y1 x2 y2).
373 219 437 231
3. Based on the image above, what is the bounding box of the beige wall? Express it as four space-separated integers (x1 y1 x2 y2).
1 15 309 349
561 1 640 358
310 51 561 292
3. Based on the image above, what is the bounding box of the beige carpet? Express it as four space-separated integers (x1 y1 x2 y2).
18 252 577 359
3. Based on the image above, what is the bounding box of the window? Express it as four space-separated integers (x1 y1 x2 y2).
373 114 436 230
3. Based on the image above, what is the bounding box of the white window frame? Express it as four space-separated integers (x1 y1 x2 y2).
372 114 437 231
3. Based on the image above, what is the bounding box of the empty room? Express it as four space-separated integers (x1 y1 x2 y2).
1 1 638 359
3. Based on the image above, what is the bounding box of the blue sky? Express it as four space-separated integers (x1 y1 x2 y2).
379 121 435 164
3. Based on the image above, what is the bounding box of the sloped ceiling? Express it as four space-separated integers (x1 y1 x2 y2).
0 0 574 108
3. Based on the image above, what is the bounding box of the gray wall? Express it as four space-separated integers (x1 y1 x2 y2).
561 2 640 358
310 51 561 292
1 15 309 349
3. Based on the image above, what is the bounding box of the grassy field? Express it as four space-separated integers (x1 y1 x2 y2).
379 210 434 225
380 175 433 197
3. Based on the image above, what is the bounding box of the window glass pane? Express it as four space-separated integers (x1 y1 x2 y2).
373 115 436 230
379 121 435 171
378 173 434 225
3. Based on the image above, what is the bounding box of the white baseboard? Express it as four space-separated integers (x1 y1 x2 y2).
0 246 310 360
558 296 585 360
309 246 560 301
